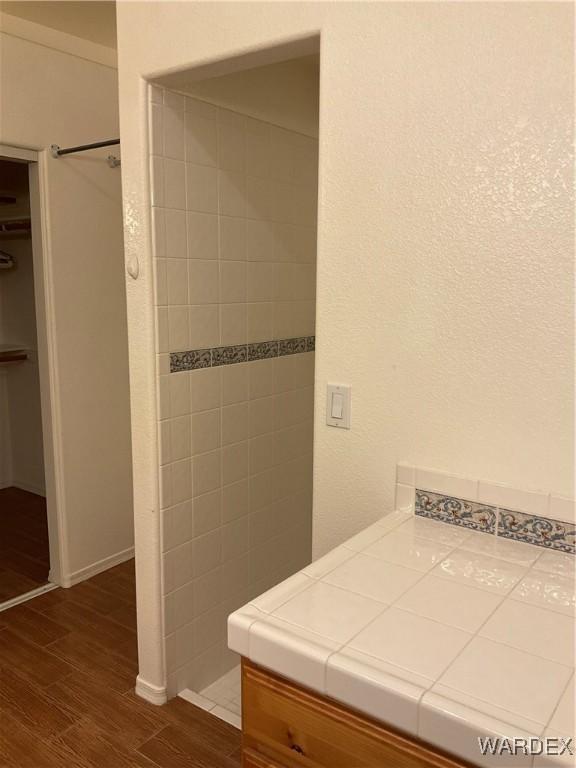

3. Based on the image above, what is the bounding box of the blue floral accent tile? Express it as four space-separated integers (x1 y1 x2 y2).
211 345 248 367
416 490 496 534
498 509 575 554
170 349 211 373
279 337 307 356
247 341 278 361
306 336 315 352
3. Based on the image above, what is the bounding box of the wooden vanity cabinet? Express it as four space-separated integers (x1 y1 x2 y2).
241 659 471 768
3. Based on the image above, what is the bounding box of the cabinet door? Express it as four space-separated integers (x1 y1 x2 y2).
243 747 290 768
242 660 472 768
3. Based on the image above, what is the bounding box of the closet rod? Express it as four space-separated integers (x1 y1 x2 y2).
50 139 120 158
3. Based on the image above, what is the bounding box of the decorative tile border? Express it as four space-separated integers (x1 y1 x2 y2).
416 490 497 534
498 509 575 554
170 336 315 373
170 349 211 373
414 488 575 554
212 344 247 367
248 341 278 361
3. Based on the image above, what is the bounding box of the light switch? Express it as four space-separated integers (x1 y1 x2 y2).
331 392 344 419
326 384 351 429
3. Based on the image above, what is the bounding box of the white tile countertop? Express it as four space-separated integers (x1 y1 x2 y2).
228 510 576 767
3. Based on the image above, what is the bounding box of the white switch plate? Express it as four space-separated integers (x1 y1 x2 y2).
326 384 351 429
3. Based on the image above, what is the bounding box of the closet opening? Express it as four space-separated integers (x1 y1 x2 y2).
0 147 59 609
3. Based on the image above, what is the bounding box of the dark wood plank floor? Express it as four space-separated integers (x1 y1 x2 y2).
0 558 242 767
0 487 50 603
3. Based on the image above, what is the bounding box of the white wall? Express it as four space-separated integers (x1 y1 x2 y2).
0 26 133 583
115 2 574 698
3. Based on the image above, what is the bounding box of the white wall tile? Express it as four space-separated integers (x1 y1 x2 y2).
478 481 548 516
150 84 163 104
150 101 163 156
164 159 186 210
155 259 168 306
192 409 221 455
222 516 250 562
549 495 575 523
150 156 164 207
222 402 249 446
247 262 276 302
185 97 217 119
185 113 218 166
219 216 246 261
156 307 169 352
190 368 221 413
186 163 218 213
416 468 478 501
193 529 222 577
165 209 187 259
218 121 245 173
247 302 274 343
163 541 193 593
163 501 193 551
222 480 250 527
164 104 185 160
169 372 190 418
219 261 246 304
172 458 192 504
166 259 188 305
220 304 246 346
396 463 415 486
395 483 415 512
188 260 219 304
219 170 246 217
164 89 185 110
189 304 219 349
187 212 218 259
193 489 221 536
165 582 195 635
193 449 222 496
221 363 249 406
222 441 249 486
168 306 190 351
170 415 191 461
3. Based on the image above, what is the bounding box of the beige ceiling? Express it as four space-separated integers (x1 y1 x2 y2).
0 1 117 48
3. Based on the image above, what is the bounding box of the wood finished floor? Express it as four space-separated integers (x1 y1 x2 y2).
0 487 50 603
0 558 242 767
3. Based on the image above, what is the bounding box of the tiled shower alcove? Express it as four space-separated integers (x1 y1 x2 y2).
149 83 319 703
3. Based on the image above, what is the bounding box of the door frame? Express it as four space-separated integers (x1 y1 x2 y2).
0 143 68 586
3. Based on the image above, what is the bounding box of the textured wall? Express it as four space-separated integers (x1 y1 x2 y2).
116 2 574 697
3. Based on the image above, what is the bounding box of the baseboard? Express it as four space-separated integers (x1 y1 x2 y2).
61 546 135 588
0 582 58 613
135 675 168 706
12 480 46 496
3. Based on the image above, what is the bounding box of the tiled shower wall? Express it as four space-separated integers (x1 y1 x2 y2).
149 86 318 694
